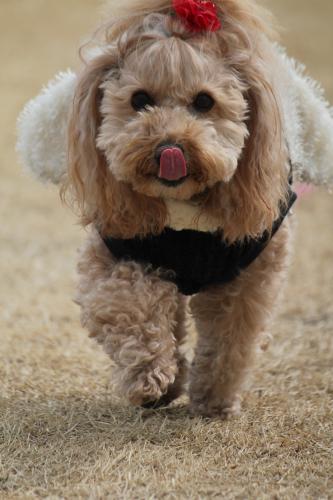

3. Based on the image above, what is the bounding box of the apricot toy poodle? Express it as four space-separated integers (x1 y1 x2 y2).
17 0 333 418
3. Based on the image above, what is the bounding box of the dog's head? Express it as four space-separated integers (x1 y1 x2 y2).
64 0 289 241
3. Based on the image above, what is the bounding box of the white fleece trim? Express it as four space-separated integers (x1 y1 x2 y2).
16 70 77 184
273 45 333 188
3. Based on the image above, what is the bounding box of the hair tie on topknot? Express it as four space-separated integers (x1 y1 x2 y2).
172 0 221 33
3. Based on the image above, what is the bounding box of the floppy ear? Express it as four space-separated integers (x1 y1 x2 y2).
63 51 167 238
226 45 289 239
205 2 289 242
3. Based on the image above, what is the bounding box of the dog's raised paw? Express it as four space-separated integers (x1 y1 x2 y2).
124 365 177 407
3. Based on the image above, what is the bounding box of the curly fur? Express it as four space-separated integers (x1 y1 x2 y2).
63 0 289 241
63 0 297 416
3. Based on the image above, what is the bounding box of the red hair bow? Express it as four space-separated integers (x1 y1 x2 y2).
172 0 221 33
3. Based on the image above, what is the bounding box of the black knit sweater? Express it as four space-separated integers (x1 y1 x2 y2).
102 190 297 295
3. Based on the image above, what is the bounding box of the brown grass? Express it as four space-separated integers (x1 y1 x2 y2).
0 0 332 498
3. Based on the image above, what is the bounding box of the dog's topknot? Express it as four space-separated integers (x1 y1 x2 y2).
92 0 276 53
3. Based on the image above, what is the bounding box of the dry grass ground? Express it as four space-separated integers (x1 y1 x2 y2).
0 0 332 498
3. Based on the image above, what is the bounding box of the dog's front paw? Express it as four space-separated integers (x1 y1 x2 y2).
190 396 241 420
124 365 177 407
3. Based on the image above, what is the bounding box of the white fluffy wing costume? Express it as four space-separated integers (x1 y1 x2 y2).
17 45 333 188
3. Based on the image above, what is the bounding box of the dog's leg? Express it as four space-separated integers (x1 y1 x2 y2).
189 221 292 419
142 295 189 408
77 231 187 406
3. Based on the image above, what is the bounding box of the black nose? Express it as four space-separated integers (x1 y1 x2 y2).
154 142 184 164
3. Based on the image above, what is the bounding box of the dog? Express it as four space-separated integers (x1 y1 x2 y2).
17 0 333 418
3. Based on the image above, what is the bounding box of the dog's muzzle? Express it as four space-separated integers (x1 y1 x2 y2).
155 143 188 186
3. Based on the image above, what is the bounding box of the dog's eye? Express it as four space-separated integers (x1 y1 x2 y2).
131 91 155 111
192 92 215 112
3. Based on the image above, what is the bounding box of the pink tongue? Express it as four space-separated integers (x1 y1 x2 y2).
158 147 187 181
